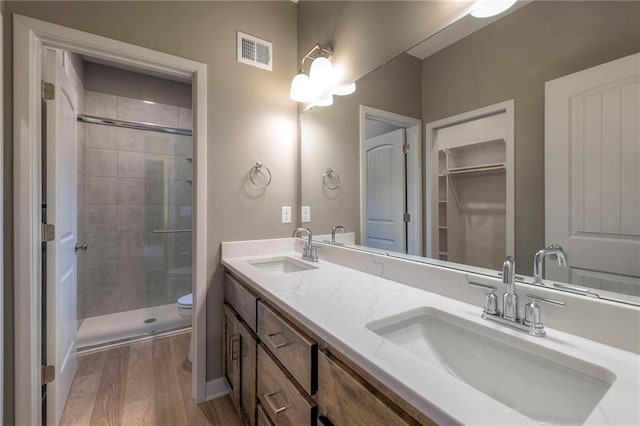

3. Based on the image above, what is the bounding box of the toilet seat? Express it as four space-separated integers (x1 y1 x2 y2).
177 293 193 309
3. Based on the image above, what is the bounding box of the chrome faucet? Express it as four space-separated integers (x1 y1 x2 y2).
533 244 567 284
292 227 318 262
502 256 519 321
331 225 345 245
467 256 565 337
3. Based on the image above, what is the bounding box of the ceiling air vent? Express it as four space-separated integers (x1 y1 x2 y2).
237 31 273 71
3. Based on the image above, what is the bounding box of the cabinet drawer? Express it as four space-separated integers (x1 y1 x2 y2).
318 350 412 426
224 272 258 332
257 404 274 426
258 302 317 395
258 345 317 426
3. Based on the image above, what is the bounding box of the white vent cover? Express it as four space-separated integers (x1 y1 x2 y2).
237 31 273 71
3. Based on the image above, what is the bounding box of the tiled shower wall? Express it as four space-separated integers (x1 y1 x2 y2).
78 90 193 319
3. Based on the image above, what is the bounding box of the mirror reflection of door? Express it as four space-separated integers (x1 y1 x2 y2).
545 53 640 294
364 128 407 252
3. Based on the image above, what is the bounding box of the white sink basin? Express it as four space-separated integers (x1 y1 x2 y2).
248 257 318 274
367 308 614 424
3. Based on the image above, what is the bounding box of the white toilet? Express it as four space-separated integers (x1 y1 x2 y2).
177 293 193 363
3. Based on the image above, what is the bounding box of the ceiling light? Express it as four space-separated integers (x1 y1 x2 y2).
333 82 357 96
314 95 334 107
470 0 517 18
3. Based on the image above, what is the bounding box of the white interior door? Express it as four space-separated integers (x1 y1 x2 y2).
43 48 78 425
364 128 406 252
545 53 640 294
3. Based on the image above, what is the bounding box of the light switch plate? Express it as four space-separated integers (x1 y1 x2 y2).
301 206 311 223
281 206 292 224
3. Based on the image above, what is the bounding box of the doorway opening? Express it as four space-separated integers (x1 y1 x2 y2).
359 106 422 256
14 15 208 425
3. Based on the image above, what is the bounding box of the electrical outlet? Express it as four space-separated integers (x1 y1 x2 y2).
301 206 311 223
281 206 292 224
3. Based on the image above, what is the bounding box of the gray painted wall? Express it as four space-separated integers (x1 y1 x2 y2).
297 1 471 84
301 53 422 239
2 2 297 419
421 1 640 274
84 62 192 109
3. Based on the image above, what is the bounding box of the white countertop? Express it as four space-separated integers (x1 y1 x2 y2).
221 239 640 425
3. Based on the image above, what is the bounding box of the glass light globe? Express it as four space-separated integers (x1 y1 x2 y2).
314 95 334 107
333 82 356 96
309 56 335 88
470 0 517 18
290 73 313 102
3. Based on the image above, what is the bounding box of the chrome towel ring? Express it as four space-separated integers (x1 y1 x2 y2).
249 161 272 187
322 168 340 190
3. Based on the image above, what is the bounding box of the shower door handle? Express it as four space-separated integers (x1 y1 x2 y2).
75 242 89 252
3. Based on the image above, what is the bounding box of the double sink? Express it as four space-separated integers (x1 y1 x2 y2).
246 255 620 425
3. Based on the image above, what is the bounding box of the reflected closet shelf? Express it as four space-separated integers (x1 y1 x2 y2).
446 162 505 176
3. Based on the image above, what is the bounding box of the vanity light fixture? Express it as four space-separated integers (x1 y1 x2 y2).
289 43 356 106
470 0 518 18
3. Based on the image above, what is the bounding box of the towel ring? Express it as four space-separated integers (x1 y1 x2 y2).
249 162 272 187
322 168 340 190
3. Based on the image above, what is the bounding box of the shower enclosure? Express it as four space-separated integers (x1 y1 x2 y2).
76 90 194 349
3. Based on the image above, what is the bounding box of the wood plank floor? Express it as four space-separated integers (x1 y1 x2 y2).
60 333 242 426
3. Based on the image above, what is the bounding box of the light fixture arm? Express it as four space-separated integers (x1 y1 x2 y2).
299 44 333 72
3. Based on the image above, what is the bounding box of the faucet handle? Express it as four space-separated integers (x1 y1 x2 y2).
523 294 565 334
467 281 499 315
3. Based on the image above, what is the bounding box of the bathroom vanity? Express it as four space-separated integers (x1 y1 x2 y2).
221 238 640 426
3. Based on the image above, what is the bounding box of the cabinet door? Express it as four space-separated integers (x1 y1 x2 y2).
223 304 240 410
239 319 257 426
318 350 414 426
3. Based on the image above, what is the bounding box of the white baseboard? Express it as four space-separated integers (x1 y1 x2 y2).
205 377 231 401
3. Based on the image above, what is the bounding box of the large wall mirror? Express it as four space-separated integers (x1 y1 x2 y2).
300 1 640 305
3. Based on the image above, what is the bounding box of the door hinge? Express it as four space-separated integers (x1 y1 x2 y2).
403 144 410 154
403 213 411 223
42 365 55 384
42 223 55 242
41 81 55 100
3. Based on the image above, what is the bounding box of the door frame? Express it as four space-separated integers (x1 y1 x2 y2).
359 105 422 256
424 99 515 259
13 15 208 424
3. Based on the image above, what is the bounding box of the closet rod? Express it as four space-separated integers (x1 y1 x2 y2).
446 164 505 176
77 114 193 136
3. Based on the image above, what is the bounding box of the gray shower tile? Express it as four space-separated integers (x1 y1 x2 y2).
168 180 193 205
83 286 120 318
118 231 144 258
144 132 171 154
85 232 120 261
116 178 145 204
85 124 146 152
117 205 144 231
171 135 193 157
145 179 165 204
86 259 118 288
117 151 146 178
177 108 193 130
77 143 86 175
86 148 118 177
85 205 118 233
85 176 118 204
117 96 178 127
77 174 85 205
143 205 167 231
85 91 117 119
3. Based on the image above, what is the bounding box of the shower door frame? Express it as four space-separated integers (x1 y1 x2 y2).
13 14 209 424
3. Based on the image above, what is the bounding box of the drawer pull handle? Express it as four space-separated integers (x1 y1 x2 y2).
230 335 240 361
265 332 288 349
264 391 288 415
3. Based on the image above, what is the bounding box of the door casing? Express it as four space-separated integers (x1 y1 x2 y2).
13 14 209 425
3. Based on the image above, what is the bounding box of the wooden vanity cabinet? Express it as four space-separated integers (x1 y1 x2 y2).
223 304 240 410
223 270 433 426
